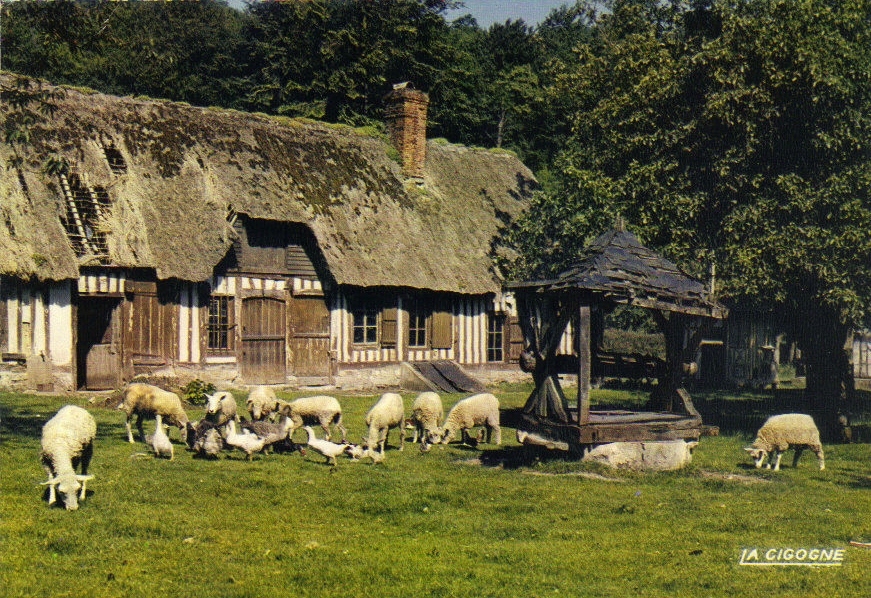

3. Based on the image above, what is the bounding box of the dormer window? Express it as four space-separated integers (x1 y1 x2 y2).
103 145 127 174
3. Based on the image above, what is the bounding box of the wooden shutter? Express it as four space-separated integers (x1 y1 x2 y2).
431 309 453 349
381 306 398 346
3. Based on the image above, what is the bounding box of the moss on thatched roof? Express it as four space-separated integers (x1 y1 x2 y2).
0 80 534 294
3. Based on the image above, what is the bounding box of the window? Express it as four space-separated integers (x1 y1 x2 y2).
208 295 235 353
407 299 430 347
487 313 505 362
353 307 379 344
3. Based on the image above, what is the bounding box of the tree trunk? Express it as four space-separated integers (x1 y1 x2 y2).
796 310 851 441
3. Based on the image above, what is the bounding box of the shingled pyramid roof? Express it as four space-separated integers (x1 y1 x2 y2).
511 227 726 318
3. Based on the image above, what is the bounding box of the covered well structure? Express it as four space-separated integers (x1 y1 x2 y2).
509 226 727 454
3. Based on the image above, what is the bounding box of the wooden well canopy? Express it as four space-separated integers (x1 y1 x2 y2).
508 226 727 451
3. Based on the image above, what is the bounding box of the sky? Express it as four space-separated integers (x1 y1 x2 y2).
444 0 574 28
229 1 575 29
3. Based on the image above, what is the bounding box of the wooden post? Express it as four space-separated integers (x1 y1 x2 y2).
578 304 591 425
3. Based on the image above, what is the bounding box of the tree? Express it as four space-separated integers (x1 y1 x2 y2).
507 0 871 433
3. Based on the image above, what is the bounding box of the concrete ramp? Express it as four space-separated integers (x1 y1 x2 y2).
400 360 486 393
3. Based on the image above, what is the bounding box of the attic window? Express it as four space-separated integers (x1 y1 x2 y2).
103 145 127 174
59 173 110 261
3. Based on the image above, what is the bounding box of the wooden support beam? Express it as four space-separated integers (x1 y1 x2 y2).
578 304 591 426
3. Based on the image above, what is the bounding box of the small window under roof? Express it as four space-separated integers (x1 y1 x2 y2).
103 145 127 174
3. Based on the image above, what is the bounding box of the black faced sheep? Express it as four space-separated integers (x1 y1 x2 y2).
745 413 825 471
40 405 96 510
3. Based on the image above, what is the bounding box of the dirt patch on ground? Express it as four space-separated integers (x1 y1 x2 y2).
523 470 626 482
698 470 772 483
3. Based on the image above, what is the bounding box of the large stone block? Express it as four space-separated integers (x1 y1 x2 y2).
583 440 698 471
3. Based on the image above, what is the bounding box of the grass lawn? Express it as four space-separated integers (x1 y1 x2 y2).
1 383 869 598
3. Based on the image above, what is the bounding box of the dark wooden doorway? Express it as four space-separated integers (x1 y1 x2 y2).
241 296 287 384
77 296 122 390
288 294 331 381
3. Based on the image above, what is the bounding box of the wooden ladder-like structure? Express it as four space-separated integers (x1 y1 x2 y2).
59 173 110 260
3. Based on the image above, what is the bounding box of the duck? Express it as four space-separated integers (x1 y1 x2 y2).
303 426 350 466
225 420 266 460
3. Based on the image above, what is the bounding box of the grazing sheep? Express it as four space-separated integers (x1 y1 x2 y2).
246 385 279 421
278 395 347 443
409 391 444 445
224 420 266 460
117 383 190 444
40 405 96 510
147 414 174 460
204 391 240 432
438 393 501 445
303 426 350 466
364 392 405 453
745 413 825 471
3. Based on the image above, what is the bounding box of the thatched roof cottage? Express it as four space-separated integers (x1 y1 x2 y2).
0 78 535 391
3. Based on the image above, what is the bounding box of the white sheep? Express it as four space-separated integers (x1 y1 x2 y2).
40 405 96 510
438 393 501 445
408 391 444 445
745 413 825 471
204 391 240 434
278 395 347 443
147 414 174 460
117 383 190 444
246 385 279 421
364 392 405 453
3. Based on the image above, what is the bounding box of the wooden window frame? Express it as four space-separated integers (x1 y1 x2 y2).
407 298 430 348
207 294 236 354
487 312 505 362
352 306 379 346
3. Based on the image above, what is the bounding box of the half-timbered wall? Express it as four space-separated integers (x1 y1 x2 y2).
1 277 73 365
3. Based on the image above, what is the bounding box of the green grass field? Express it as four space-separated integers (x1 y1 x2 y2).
1 384 869 598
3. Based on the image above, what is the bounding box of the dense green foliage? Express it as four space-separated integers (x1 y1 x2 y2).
0 0 585 172
7 0 871 417
1 388 869 597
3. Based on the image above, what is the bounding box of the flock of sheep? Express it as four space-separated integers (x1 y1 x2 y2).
38 380 829 511
39 383 503 510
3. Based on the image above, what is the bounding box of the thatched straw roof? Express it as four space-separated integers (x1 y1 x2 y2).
0 80 535 294
510 228 727 318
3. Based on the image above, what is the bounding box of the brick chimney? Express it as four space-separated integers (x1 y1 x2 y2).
384 82 429 178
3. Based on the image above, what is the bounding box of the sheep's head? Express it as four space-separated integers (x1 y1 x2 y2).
744 447 767 468
426 428 443 445
43 473 93 510
205 393 222 415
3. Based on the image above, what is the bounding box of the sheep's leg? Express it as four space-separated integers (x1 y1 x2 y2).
43 464 57 505
771 451 783 471
136 414 146 443
491 424 501 445
78 442 94 499
335 417 348 443
126 415 135 444
815 448 825 470
791 447 804 468
398 424 405 451
320 419 332 442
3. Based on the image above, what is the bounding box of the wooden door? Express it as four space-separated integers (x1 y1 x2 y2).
77 297 121 390
288 294 331 380
241 296 287 384
508 315 525 362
